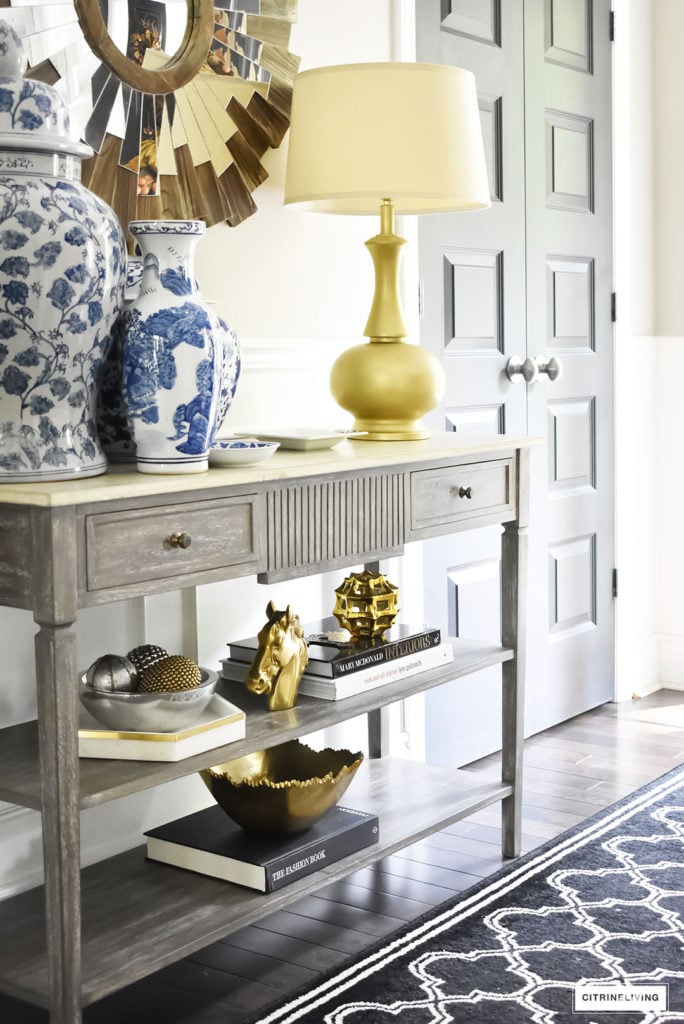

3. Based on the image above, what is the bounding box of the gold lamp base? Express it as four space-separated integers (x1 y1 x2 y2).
330 339 446 441
330 199 445 442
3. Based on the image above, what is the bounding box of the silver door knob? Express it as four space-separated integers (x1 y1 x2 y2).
505 356 538 383
536 355 563 381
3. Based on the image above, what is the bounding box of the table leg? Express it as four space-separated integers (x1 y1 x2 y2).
32 508 81 1024
35 624 81 1024
367 706 391 759
501 448 530 858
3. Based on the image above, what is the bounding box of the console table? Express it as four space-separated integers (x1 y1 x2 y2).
0 432 531 1024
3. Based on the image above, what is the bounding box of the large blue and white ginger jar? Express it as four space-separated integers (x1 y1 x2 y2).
0 22 125 480
120 220 240 474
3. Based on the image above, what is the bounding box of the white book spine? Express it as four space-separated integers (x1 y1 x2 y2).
298 643 453 700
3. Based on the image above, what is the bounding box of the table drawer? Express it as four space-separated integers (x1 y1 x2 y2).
85 495 260 591
410 459 515 532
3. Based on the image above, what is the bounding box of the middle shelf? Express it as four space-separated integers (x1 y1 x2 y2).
0 639 514 810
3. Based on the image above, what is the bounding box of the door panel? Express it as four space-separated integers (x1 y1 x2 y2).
417 0 614 765
423 525 503 768
419 0 527 441
545 0 593 71
524 0 614 734
417 0 525 769
441 0 502 46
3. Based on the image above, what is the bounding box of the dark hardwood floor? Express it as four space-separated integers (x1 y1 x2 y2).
3 689 684 1024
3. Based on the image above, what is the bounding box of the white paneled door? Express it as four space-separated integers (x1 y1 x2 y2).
417 0 614 766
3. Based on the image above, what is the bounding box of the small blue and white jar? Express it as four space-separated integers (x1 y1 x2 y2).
0 22 125 480
120 220 239 474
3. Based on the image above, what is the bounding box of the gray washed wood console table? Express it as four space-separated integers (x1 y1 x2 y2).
0 432 531 1023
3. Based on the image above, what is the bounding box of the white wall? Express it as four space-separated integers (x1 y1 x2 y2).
656 335 684 689
648 0 684 692
612 0 660 700
0 0 401 898
195 0 396 436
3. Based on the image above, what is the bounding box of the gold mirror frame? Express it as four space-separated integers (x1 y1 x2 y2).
73 0 214 94
5 0 299 233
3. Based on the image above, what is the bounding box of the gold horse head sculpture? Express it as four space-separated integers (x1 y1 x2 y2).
244 601 309 711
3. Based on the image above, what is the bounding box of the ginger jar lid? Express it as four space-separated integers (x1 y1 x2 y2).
0 21 91 158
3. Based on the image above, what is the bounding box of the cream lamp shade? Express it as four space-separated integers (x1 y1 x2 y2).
283 61 491 440
283 62 490 213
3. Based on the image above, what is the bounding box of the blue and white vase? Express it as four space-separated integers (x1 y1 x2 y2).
120 220 239 474
0 22 125 481
95 255 144 463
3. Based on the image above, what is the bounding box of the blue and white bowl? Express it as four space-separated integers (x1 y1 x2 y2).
209 439 280 466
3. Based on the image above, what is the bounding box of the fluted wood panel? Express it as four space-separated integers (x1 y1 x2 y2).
264 474 406 577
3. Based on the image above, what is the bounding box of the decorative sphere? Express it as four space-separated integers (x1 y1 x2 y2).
127 644 169 676
85 654 138 693
333 570 400 641
138 655 202 693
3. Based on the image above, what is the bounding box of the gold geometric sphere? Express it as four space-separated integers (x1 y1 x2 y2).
333 569 400 641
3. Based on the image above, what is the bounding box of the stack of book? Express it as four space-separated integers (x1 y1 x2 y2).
145 803 379 892
222 617 452 700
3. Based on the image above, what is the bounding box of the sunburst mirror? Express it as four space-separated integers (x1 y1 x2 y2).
0 0 299 234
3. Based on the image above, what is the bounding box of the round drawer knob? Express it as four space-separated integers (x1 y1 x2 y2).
458 486 473 499
168 532 192 549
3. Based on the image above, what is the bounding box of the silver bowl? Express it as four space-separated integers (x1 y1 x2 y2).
79 668 219 733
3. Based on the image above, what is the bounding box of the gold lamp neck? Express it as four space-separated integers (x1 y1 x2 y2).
363 198 408 343
379 198 394 235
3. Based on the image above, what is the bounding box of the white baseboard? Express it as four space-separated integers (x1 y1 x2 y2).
657 633 684 690
0 867 44 902
0 805 42 900
615 632 661 701
0 830 151 902
0 803 31 825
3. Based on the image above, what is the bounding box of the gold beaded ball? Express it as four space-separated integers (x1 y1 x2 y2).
138 655 202 693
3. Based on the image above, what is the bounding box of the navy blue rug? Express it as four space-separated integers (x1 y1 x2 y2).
246 765 684 1024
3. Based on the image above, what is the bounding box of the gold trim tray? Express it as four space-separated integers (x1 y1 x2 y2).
78 694 245 762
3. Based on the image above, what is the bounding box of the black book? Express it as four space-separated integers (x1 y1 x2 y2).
144 804 379 893
228 617 441 678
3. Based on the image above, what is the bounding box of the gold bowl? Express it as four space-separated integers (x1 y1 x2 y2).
200 739 364 835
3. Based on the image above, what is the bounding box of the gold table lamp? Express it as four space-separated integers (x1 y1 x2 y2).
283 62 490 441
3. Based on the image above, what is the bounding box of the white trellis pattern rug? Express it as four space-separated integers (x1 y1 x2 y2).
246 766 684 1024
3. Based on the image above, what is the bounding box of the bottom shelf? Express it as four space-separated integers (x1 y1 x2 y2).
0 758 512 1009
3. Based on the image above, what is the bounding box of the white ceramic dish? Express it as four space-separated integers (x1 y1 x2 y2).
235 429 366 451
209 439 280 466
